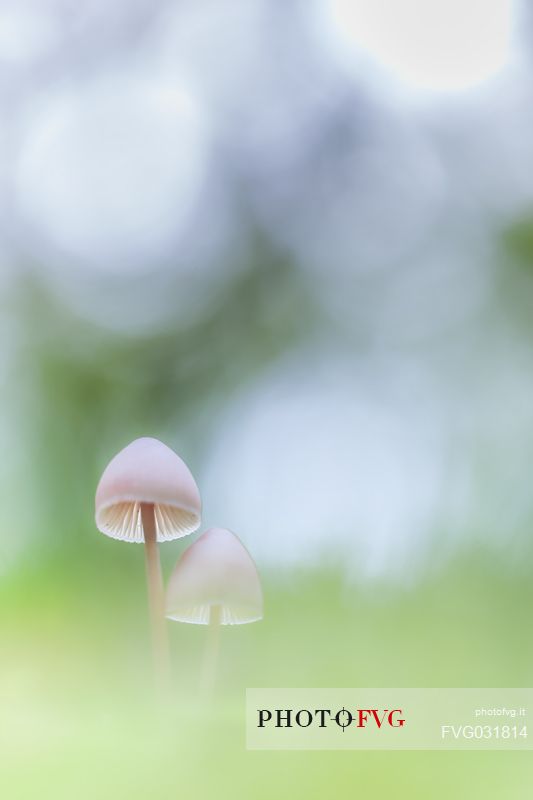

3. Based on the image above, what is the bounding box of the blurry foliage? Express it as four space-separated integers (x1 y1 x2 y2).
500 214 533 327
13 242 319 569
502 215 533 267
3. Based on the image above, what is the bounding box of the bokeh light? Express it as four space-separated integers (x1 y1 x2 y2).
325 0 514 92
13 72 209 274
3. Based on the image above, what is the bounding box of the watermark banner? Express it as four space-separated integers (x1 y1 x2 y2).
246 688 533 750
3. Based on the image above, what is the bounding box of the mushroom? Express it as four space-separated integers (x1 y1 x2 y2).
95 437 201 686
165 527 263 695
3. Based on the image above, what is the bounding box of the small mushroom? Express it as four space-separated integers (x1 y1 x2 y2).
166 527 262 695
95 437 201 686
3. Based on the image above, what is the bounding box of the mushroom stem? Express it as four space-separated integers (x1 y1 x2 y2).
141 502 170 692
201 604 221 699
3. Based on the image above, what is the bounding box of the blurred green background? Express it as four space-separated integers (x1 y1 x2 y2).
2 0 533 797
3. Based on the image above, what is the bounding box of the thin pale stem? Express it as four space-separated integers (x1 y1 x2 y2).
201 604 221 700
141 502 170 694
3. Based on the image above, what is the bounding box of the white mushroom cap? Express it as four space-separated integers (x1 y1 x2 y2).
95 437 201 542
166 528 263 625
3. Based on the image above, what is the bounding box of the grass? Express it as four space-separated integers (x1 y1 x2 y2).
1 551 532 798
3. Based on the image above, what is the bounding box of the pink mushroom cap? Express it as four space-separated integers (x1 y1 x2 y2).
166 528 263 625
95 437 201 543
